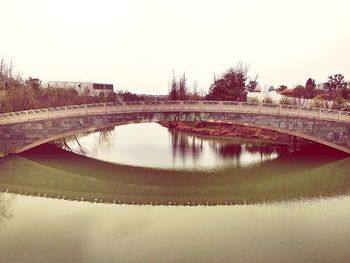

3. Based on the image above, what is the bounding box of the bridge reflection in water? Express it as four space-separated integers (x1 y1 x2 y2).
0 142 349 206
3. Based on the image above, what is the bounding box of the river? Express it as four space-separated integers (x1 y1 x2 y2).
0 123 350 262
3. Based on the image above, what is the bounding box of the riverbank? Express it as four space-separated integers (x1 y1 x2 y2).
159 121 298 144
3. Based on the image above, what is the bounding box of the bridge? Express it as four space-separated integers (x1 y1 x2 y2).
1 100 350 156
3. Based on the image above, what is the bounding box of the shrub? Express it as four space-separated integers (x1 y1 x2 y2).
263 97 273 104
279 97 292 105
247 96 259 103
333 96 348 110
310 95 325 109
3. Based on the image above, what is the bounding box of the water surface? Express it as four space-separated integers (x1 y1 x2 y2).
64 123 294 170
0 123 350 262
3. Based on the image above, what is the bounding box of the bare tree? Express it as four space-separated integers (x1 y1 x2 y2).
246 75 259 92
178 73 187 100
169 70 178 100
327 74 347 99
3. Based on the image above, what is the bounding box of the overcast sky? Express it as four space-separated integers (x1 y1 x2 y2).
1 0 349 94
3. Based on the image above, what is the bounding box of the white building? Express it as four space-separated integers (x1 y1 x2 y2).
247 91 284 103
316 82 350 91
316 82 329 91
42 81 114 96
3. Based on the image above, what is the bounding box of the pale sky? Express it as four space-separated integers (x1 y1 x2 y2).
1 0 349 94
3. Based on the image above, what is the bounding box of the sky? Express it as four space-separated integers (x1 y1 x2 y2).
1 0 350 95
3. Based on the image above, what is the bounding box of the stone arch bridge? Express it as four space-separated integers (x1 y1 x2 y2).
1 101 350 156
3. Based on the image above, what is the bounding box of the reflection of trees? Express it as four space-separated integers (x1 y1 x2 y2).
246 143 274 155
170 131 202 160
210 142 242 158
56 135 88 156
55 127 114 156
245 143 291 156
208 140 293 161
169 130 294 163
0 193 13 225
98 128 113 147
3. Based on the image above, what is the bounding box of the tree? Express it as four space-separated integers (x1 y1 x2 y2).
121 91 142 101
293 85 305 98
246 75 258 92
327 74 347 99
169 71 178 100
178 73 187 100
106 92 117 102
333 96 347 110
3 86 37 111
341 87 350 99
305 78 316 99
310 95 325 108
206 62 249 101
168 72 189 100
187 81 201 100
277 85 288 93
292 85 306 106
268 86 275 92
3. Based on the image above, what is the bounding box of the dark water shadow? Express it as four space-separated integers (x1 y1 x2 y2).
0 142 349 206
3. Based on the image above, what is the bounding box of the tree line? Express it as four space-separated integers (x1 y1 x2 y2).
168 71 202 101
1 57 349 113
0 58 148 113
167 62 350 110
167 62 258 101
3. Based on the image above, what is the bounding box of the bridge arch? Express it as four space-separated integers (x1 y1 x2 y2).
1 101 350 155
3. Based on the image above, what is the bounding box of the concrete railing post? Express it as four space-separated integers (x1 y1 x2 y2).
104 103 107 113
338 110 341 121
278 104 282 115
298 106 301 116
65 106 68 117
318 108 321 119
123 102 126 112
161 101 165 111
258 103 261 114
46 109 49 119
26 111 29 121
84 105 87 115
7 113 10 123
200 101 203 111
180 101 184 111
238 102 242 112
142 101 146 111
220 101 223 111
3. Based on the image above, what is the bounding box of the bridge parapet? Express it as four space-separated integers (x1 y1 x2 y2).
1 101 350 125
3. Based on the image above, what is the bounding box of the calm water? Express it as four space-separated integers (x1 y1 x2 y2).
64 123 293 170
1 123 350 263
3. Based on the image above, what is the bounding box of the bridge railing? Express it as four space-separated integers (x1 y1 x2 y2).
1 101 350 125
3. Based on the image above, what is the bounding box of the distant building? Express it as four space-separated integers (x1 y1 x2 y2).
42 81 114 96
316 82 350 91
316 82 330 91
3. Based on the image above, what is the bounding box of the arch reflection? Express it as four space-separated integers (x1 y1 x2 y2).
0 143 348 206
